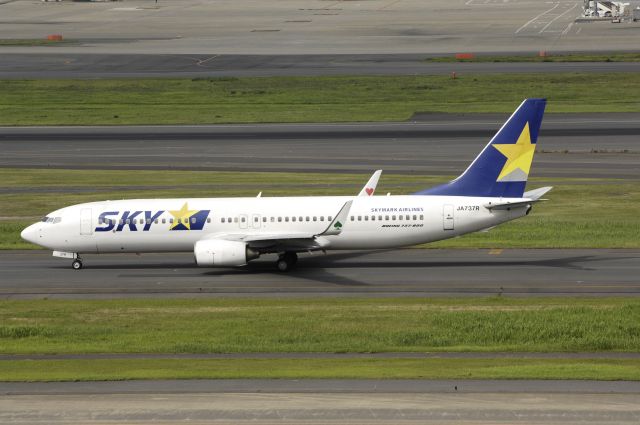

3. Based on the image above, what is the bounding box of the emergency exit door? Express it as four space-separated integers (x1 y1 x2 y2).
80 208 93 235
443 204 454 230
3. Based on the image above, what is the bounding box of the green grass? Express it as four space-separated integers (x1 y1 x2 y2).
2 73 640 125
1 298 640 354
425 53 640 63
0 39 73 47
1 358 639 381
2 169 639 249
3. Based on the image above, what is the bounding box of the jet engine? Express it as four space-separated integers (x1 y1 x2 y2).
194 239 259 267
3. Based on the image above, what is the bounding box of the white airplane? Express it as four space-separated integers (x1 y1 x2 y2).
21 99 551 272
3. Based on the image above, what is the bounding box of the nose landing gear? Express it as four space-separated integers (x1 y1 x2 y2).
276 252 298 272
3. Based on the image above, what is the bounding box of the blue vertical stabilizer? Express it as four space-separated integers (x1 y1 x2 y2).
416 98 546 198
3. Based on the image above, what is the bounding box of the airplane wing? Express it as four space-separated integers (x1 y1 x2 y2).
484 186 552 210
199 201 353 251
358 170 382 196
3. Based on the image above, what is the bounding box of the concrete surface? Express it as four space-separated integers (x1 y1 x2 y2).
1 0 638 55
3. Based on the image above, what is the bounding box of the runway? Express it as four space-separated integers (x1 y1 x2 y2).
1 380 639 424
2 114 639 179
3 53 640 78
2 249 639 299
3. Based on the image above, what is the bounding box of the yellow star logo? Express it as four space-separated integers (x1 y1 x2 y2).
169 202 198 230
492 122 536 181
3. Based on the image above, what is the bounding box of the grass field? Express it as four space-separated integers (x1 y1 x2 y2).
425 53 640 63
2 358 639 382
1 298 639 354
2 73 640 125
1 297 640 381
0 39 72 47
2 169 638 249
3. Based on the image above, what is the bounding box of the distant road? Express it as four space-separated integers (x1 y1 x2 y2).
2 114 639 178
1 53 640 78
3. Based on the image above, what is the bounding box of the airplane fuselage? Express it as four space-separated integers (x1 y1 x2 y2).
25 195 527 254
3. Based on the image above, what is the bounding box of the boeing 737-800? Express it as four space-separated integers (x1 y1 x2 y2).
21 99 551 272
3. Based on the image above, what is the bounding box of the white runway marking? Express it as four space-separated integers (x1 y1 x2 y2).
515 1 579 35
539 3 578 33
515 3 560 34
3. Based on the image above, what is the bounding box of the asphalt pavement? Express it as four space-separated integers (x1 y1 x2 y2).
3 53 640 78
1 380 639 424
2 114 639 178
2 249 638 299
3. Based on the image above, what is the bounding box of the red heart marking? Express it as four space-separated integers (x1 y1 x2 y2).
365 188 374 196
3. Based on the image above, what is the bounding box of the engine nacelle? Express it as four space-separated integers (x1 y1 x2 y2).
194 239 259 267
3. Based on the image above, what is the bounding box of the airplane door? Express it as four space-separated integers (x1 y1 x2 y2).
251 214 261 229
80 208 93 235
239 214 248 229
443 204 454 230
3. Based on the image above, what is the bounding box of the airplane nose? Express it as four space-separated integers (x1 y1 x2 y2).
20 224 39 244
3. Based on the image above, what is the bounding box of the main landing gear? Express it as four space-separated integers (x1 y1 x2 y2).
276 252 298 272
71 257 83 270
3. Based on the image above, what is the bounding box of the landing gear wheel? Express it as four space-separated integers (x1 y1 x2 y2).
276 252 298 272
72 259 83 270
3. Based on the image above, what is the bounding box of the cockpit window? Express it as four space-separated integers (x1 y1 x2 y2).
41 216 61 224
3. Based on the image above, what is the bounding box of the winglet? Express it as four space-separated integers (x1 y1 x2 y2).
318 200 352 236
358 170 382 196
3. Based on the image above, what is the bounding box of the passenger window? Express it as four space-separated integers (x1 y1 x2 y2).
406 215 410 220
162 218 166 224
221 218 226 223
285 217 289 222
357 216 362 221
371 215 375 221
146 219 151 225
364 216 368 221
234 217 238 223
385 215 389 220
228 217 232 223
392 215 396 220
378 215 382 221
126 219 130 224
241 217 246 223
169 218 173 224
263 217 267 222
306 217 310 222
292 217 296 222
270 217 275 222
191 217 196 224
420 215 424 220
254 217 259 222
328 216 332 221
155 219 159 224
278 217 282 222
320 216 325 221
413 215 417 220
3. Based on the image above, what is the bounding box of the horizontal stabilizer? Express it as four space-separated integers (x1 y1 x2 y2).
524 186 553 200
